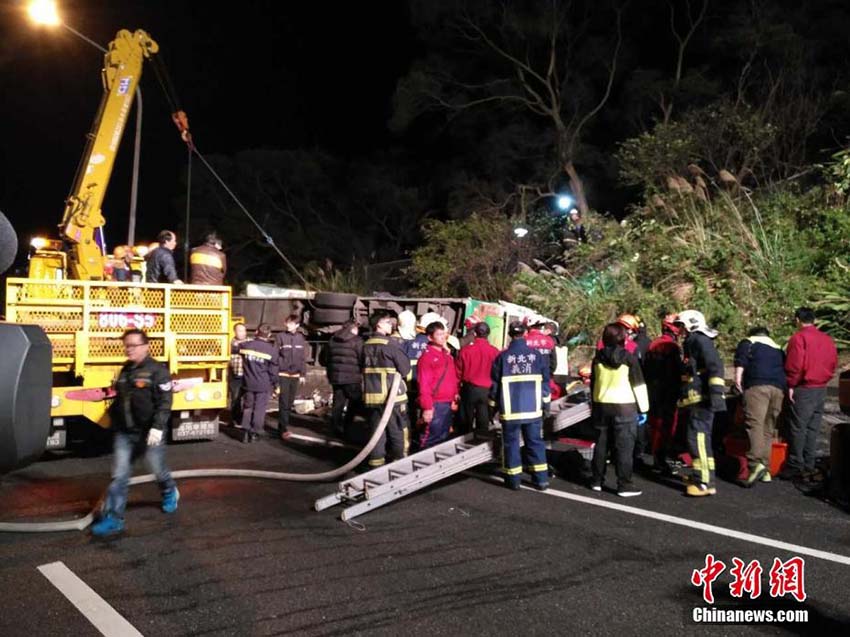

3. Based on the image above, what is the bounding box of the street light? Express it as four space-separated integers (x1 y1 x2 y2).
27 0 144 248
557 195 573 211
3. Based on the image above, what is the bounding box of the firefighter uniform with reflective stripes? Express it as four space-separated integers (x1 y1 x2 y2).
238 338 279 435
361 336 411 467
489 338 550 488
679 331 726 489
189 243 226 285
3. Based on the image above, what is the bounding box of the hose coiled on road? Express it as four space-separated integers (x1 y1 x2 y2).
0 375 401 533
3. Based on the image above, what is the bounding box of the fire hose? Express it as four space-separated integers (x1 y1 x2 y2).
0 374 401 533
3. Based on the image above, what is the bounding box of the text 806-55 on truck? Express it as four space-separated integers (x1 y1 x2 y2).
5 29 230 450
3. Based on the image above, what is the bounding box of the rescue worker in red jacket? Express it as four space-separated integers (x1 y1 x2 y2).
455 321 500 435
417 321 460 449
781 307 838 481
596 314 639 356
675 310 726 497
361 312 411 467
238 324 279 443
490 321 551 491
643 314 683 475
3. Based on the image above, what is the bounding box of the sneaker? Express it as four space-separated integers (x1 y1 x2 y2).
617 483 643 498
534 481 550 492
162 487 180 514
590 482 602 492
686 482 717 497
743 463 767 488
91 514 125 537
760 471 772 483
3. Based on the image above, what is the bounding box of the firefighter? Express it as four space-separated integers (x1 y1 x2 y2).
526 319 557 373
490 321 550 491
189 232 226 285
238 324 279 443
274 314 308 439
417 321 460 449
596 314 639 356
590 323 649 497
456 321 500 435
362 312 411 467
91 328 178 537
675 310 726 497
643 314 683 475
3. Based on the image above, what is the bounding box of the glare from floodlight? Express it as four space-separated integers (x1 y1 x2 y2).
27 0 60 26
557 195 573 211
514 226 529 238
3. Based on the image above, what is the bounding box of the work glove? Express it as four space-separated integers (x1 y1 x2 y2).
636 413 647 427
147 428 164 447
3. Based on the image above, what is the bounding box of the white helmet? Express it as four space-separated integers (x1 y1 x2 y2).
398 310 417 340
419 312 447 330
675 309 718 338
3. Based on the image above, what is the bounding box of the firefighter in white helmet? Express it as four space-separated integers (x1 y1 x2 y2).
674 310 726 497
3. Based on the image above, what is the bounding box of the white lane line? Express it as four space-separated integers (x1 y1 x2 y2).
522 483 850 566
37 561 144 637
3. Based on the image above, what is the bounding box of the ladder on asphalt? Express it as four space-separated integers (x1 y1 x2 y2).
314 434 495 521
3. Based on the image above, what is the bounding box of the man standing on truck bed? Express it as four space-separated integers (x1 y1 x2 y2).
145 230 183 284
189 232 226 285
91 328 179 537
275 314 308 439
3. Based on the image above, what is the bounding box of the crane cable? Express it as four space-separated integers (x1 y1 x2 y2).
149 56 314 292
0 375 401 533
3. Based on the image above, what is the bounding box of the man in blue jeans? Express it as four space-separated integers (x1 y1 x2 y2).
91 329 179 537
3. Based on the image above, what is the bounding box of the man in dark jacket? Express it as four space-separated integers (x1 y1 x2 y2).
274 314 308 438
456 321 500 434
362 312 411 467
91 329 178 537
675 310 726 497
239 324 279 443
189 232 226 285
734 327 786 486
782 307 838 480
320 321 363 437
145 230 183 284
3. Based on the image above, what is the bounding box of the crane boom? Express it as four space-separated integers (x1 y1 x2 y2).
60 29 158 280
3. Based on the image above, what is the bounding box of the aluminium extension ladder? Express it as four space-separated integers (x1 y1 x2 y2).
315 434 495 521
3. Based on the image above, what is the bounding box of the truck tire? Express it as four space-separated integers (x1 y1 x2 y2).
313 292 358 310
311 307 353 325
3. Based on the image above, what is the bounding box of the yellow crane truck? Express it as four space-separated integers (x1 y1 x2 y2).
4 29 230 450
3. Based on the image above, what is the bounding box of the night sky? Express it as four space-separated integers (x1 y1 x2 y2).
0 0 414 262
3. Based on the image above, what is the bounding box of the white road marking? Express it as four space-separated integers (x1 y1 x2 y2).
37 561 144 637
524 483 850 566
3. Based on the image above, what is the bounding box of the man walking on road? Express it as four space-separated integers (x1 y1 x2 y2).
490 321 550 491
91 329 179 537
781 307 837 481
456 321 499 435
734 327 786 486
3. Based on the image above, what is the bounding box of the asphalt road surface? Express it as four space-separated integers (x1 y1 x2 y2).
1 423 849 636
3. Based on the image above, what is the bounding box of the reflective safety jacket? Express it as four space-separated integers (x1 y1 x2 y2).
679 331 726 411
239 338 279 392
401 333 429 382
590 346 649 417
361 335 411 407
189 243 226 285
489 338 550 423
